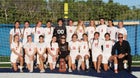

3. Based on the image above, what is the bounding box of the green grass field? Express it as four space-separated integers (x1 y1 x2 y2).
0 55 140 68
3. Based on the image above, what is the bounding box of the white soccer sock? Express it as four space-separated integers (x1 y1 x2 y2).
86 59 89 69
114 64 118 70
30 61 33 72
78 59 82 69
53 62 56 69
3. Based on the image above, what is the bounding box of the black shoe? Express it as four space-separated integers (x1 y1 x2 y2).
85 68 89 72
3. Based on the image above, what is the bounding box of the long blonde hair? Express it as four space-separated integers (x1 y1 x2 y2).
89 19 96 29
76 20 85 33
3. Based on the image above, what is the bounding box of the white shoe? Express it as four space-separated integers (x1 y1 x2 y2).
68 68 72 72
77 67 80 71
20 69 23 72
40 69 45 73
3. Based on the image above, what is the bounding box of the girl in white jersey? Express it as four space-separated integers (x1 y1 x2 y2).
32 21 45 43
10 34 23 72
36 35 47 73
10 21 22 44
75 20 86 40
21 21 32 46
66 19 76 42
24 35 37 72
117 21 127 40
47 35 59 70
78 33 90 71
96 18 108 40
107 19 118 42
68 34 80 72
44 20 54 43
102 33 114 71
90 32 103 73
86 19 96 41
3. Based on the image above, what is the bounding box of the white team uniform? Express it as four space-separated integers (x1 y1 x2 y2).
69 41 80 64
10 42 22 63
96 24 108 40
32 27 45 43
117 27 127 40
86 26 96 41
36 42 47 64
107 26 118 41
44 27 54 43
76 26 85 40
47 42 58 63
21 28 32 45
66 26 76 42
90 39 103 62
79 41 90 61
102 40 114 64
10 28 21 42
24 42 36 64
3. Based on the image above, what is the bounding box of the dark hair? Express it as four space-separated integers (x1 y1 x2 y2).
104 33 110 37
72 34 78 38
46 20 52 23
23 21 30 37
14 20 21 34
108 19 114 26
94 32 100 36
68 19 73 22
39 35 44 39
57 18 64 23
82 33 88 37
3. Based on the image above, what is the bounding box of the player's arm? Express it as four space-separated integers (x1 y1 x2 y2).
9 34 13 44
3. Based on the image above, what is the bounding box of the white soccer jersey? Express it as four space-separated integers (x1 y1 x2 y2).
96 25 108 40
10 42 22 63
79 41 89 53
102 40 114 55
90 39 103 53
76 26 85 40
117 27 127 35
32 27 45 43
47 42 58 55
36 42 47 54
107 26 118 41
86 26 96 41
10 28 22 42
21 28 32 45
11 42 22 54
44 27 54 43
66 26 76 42
24 42 36 55
69 41 80 53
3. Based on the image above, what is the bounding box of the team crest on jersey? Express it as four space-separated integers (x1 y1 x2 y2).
106 44 109 48
48 32 51 34
72 46 76 50
91 30 93 33
95 43 98 47
37 31 40 34
70 30 72 33
84 46 86 49
29 48 31 51
101 29 103 32
79 29 82 33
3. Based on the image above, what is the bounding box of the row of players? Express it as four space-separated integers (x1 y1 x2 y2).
9 18 127 46
10 32 131 73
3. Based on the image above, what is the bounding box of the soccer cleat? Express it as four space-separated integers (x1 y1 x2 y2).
68 68 72 72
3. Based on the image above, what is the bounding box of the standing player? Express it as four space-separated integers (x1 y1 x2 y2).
78 33 90 71
47 35 59 70
107 19 118 42
10 34 23 72
24 35 37 72
32 21 45 43
75 20 86 40
53 18 67 43
66 19 76 42
44 20 54 43
96 18 108 40
86 19 96 41
36 35 47 73
21 21 32 46
117 21 127 40
10 21 22 44
68 34 80 72
102 33 114 71
90 32 103 73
